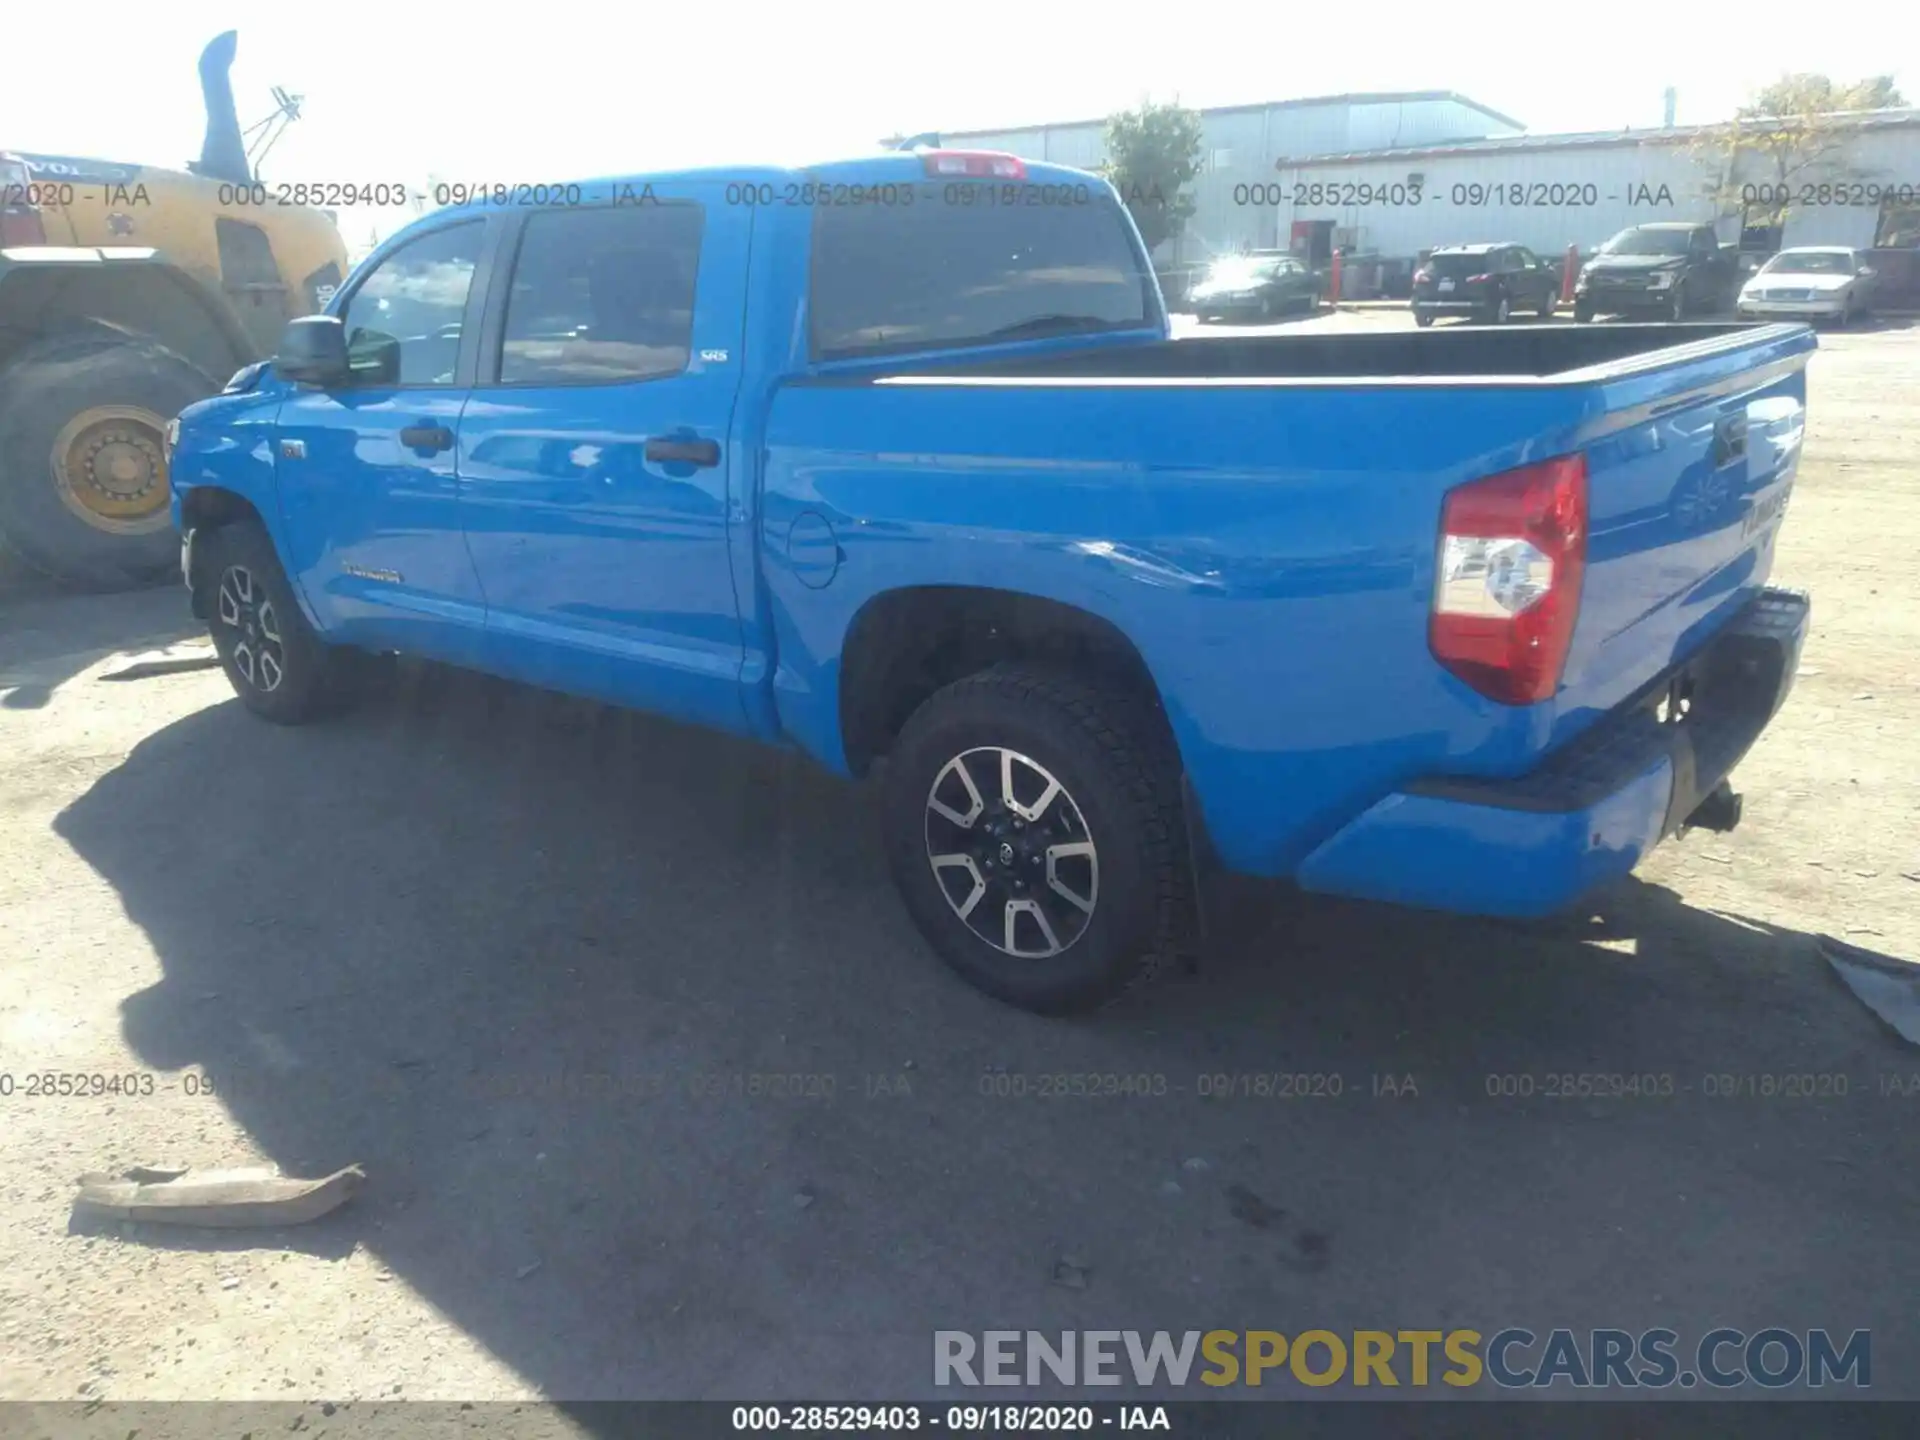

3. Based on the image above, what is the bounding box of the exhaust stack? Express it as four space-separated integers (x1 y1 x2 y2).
195 30 252 185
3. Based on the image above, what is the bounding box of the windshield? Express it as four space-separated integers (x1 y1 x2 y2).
1600 228 1693 256
1762 251 1854 275
1204 257 1285 283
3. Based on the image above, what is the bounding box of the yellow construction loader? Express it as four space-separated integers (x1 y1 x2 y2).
0 31 348 589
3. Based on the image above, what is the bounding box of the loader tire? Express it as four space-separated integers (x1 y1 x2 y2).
0 334 216 591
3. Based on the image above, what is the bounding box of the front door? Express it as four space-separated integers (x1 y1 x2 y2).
455 189 752 733
273 217 491 660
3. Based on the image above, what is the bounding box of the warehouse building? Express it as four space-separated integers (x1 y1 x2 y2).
932 96 1920 300
936 90 1525 264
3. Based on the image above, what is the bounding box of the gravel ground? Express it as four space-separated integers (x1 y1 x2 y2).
1 315 1916 1407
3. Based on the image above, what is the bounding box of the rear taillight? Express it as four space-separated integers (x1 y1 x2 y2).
0 155 47 246
1412 267 1432 283
918 149 1026 180
1429 454 1588 705
1464 273 1492 284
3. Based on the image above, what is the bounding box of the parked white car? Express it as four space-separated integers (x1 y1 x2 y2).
1737 247 1877 324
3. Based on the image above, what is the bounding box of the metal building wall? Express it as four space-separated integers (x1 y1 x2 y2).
1266 125 1918 262
939 97 1523 261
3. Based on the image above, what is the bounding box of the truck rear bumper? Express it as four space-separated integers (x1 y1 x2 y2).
1293 587 1810 918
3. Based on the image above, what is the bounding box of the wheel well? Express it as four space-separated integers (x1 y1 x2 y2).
839 587 1174 777
179 486 264 533
0 265 251 382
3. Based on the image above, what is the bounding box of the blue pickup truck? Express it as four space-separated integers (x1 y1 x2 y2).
167 148 1814 1014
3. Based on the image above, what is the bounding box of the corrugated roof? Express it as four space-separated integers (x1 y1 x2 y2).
931 91 1527 142
1274 106 1920 167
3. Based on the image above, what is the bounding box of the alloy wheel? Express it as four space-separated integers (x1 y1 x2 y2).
924 746 1099 959
217 564 286 693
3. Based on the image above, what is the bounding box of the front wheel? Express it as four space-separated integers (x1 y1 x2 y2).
1573 301 1594 323
1490 293 1511 324
1414 310 1435 328
1537 288 1557 318
201 520 351 724
881 666 1192 1015
1668 284 1687 321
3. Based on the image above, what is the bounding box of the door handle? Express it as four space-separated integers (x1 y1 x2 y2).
399 424 454 452
644 437 720 467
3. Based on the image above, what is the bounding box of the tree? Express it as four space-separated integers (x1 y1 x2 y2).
1744 74 1905 118
1102 100 1203 255
1687 74 1903 234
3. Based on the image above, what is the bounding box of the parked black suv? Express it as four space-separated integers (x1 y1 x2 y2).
1411 244 1559 325
1575 223 1737 321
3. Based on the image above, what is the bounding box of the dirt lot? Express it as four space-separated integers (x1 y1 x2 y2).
1 315 1917 1406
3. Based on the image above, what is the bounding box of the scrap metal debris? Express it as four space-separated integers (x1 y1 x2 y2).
72 1164 365 1228
96 640 220 682
1821 935 1920 1047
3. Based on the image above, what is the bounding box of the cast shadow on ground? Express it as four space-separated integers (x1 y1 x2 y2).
51 661 1920 1402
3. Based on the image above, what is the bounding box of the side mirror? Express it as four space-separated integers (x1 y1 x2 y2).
275 316 350 386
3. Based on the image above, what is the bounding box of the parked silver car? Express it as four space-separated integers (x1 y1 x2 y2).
1737 247 1877 324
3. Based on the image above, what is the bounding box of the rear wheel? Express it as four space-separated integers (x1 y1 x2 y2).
881 665 1191 1015
0 334 216 590
1414 310 1434 328
1574 301 1595 323
201 521 351 724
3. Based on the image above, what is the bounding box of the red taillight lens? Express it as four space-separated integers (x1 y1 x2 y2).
919 149 1027 180
0 156 47 246
1413 268 1432 283
1429 454 1588 705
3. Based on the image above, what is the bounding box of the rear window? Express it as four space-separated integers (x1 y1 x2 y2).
1427 253 1493 277
810 182 1153 360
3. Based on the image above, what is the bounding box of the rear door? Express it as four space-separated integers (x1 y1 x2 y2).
273 215 492 660
1513 246 1548 306
455 189 753 733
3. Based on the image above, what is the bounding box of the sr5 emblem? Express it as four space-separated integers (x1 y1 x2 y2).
699 349 729 363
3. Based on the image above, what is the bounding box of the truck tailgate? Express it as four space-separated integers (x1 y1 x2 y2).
1550 328 1811 743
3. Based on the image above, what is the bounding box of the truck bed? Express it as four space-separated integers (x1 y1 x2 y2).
870 322 1796 384
762 321 1814 882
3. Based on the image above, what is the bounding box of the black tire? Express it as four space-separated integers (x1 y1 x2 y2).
881 665 1192 1015
1488 292 1510 324
200 520 349 724
0 334 217 590
1574 302 1594 323
1537 286 1557 318
1414 311 1434 328
1668 283 1687 321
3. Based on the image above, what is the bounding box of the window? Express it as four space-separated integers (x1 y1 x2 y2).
215 218 282 289
811 182 1152 361
498 205 703 385
1761 250 1856 276
340 221 483 387
1515 247 1540 270
1690 228 1718 255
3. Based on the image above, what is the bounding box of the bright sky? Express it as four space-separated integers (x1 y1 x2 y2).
7 1 1915 249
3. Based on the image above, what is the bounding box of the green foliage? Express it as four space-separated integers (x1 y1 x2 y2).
1741 74 1906 118
1689 74 1904 222
1102 101 1204 253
